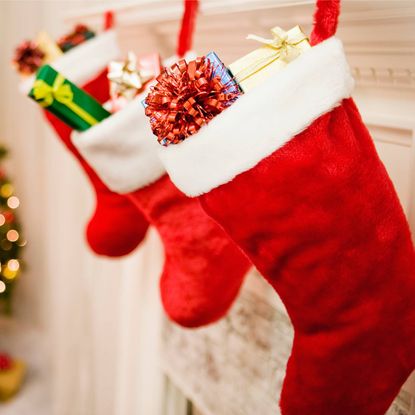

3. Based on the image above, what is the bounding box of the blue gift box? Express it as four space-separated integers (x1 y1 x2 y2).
205 51 242 96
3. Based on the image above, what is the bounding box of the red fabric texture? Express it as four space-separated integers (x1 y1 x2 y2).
128 174 250 327
44 69 149 257
176 0 199 57
199 98 415 413
310 0 341 46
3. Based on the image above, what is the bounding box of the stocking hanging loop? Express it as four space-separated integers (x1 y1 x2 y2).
104 10 115 31
177 0 199 58
310 0 341 46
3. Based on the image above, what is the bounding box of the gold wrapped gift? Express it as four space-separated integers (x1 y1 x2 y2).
35 31 63 64
0 359 26 402
229 25 310 93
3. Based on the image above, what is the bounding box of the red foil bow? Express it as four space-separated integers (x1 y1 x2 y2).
145 57 240 146
13 41 45 75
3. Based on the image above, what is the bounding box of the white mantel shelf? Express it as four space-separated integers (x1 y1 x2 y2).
62 0 415 90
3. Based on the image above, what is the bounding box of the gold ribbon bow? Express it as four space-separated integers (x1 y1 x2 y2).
32 74 98 126
233 25 309 86
246 26 307 61
108 52 154 100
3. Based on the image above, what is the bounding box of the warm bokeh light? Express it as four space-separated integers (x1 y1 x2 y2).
2 267 18 280
0 214 5 226
7 196 20 209
0 183 14 198
6 229 19 242
0 281 5 294
7 259 20 272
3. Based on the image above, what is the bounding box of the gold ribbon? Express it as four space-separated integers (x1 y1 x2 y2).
108 52 154 100
32 74 99 126
234 26 309 85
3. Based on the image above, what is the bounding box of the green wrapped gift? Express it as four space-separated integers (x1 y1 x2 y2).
28 65 110 131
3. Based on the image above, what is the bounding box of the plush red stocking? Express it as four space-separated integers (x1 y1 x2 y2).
38 31 149 257
72 97 250 327
159 0 415 413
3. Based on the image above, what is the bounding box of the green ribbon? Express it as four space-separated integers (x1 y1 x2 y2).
32 74 99 126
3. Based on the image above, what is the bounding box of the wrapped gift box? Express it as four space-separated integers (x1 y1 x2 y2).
206 51 241 96
0 359 26 402
107 52 162 113
228 25 310 92
28 65 110 131
57 24 95 53
35 31 63 64
144 51 242 146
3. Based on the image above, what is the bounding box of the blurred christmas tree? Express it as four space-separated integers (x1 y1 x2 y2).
0 145 25 315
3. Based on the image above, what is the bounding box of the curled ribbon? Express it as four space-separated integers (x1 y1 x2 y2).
108 52 154 101
32 74 98 126
234 26 309 84
145 56 240 146
13 40 45 75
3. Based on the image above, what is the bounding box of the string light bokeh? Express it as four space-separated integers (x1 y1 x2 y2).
0 145 25 314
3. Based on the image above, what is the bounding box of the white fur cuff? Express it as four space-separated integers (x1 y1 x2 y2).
159 37 355 197
20 30 120 94
72 96 165 194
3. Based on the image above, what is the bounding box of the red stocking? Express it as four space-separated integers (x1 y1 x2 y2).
38 31 148 257
159 0 415 412
72 97 250 327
